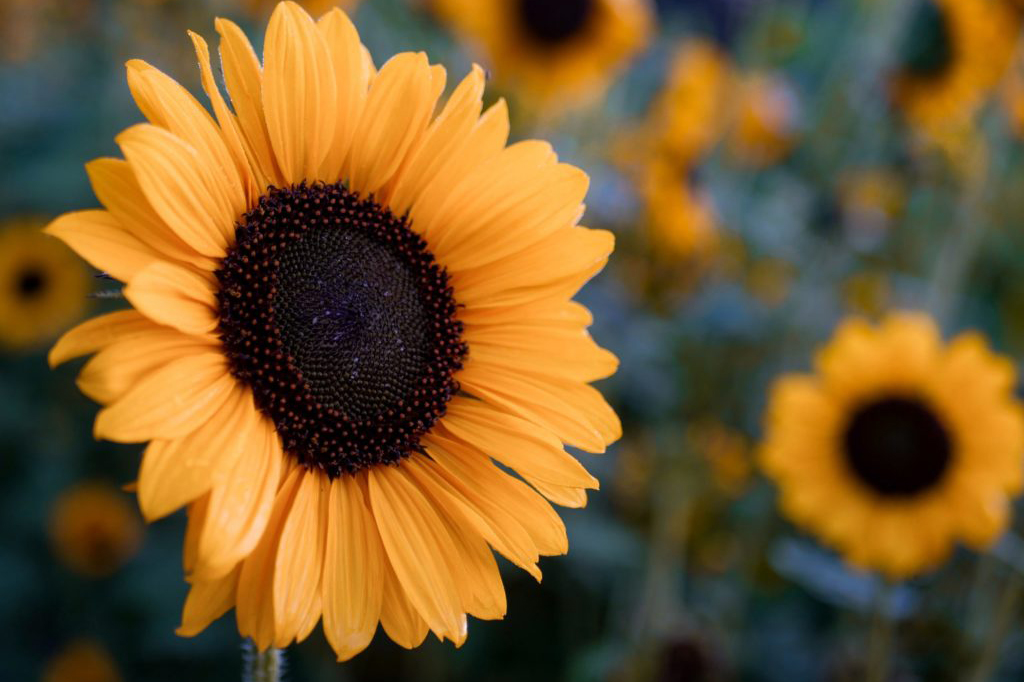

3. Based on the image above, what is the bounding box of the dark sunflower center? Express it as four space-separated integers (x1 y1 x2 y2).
14 266 46 299
900 0 953 79
517 0 594 46
842 396 952 497
215 182 466 478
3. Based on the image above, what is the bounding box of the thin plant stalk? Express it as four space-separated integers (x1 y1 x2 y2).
243 641 284 682
966 570 1024 682
866 581 895 682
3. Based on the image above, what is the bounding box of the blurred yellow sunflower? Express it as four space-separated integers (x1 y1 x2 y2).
43 640 122 682
892 0 1019 146
1001 47 1024 138
433 0 652 112
641 158 717 259
649 40 732 165
0 218 90 351
239 0 362 19
50 482 144 578
760 313 1024 578
687 422 752 498
48 1 619 660
727 72 800 168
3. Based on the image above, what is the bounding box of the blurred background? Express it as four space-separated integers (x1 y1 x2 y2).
5 0 1024 680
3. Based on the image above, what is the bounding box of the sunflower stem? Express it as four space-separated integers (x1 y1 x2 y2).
965 569 1024 682
242 641 284 682
865 581 894 682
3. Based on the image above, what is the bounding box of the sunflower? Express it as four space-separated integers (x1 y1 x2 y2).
726 72 799 168
50 481 144 578
640 157 717 259
760 313 1024 578
47 1 619 659
239 0 362 19
0 218 90 351
648 40 732 166
433 0 652 112
891 0 1019 147
43 640 122 682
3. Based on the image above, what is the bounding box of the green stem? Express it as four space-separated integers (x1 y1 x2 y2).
966 570 1024 682
243 641 283 682
865 581 894 682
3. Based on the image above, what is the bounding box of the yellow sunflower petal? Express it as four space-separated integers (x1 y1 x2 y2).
411 443 541 579
463 324 618 383
379 556 430 650
44 210 160 283
272 470 328 645
323 473 383 662
177 566 240 637
402 455 507 620
409 98 510 243
48 310 154 368
236 466 304 651
215 17 284 186
263 1 338 183
452 227 613 304
430 430 569 557
316 8 370 183
125 59 247 220
85 158 218 271
77 327 218 405
415 140 556 250
526 480 588 508
435 165 590 272
442 397 598 489
94 351 233 443
123 261 218 335
444 520 506 621
385 64 485 214
137 383 254 521
194 414 284 580
116 124 233 258
188 30 263 201
368 465 465 643
458 364 615 453
182 495 209 575
348 52 436 195
423 434 545 576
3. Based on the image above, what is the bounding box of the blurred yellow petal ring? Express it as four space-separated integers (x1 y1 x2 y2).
760 313 1024 578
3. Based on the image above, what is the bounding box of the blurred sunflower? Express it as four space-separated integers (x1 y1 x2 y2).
433 0 652 112
760 313 1024 578
891 0 1019 147
48 1 618 660
727 72 800 168
238 0 362 19
0 218 90 351
687 422 752 498
49 482 144 578
42 640 122 682
648 40 732 165
641 158 717 259
1001 47 1024 138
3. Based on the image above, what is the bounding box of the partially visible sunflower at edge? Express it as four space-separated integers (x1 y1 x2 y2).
891 0 1020 150
47 0 619 660
760 313 1024 578
0 218 90 351
432 0 652 112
